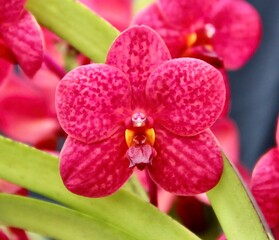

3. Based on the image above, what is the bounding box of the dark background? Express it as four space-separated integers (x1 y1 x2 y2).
229 0 279 169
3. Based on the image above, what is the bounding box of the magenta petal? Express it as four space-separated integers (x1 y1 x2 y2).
158 0 218 28
251 148 279 227
0 73 59 144
211 0 262 69
0 59 11 84
211 118 239 164
133 4 186 58
276 118 279 147
0 0 26 23
149 127 223 195
146 58 225 136
60 131 133 197
80 0 132 31
0 10 43 77
106 25 171 108
56 64 131 143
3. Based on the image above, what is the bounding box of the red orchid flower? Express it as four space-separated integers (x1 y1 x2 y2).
79 0 132 31
56 25 226 198
133 0 262 70
251 118 279 238
0 67 60 148
0 0 43 77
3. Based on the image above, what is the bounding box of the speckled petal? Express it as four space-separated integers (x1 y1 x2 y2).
146 58 225 136
106 25 171 108
148 127 223 195
0 10 43 77
158 0 218 28
56 64 131 144
251 148 279 227
0 0 26 23
211 0 262 69
60 130 133 197
133 4 186 58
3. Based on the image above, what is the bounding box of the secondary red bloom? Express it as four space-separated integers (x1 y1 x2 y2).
0 0 43 77
56 25 225 197
133 0 262 70
251 118 279 238
0 68 60 147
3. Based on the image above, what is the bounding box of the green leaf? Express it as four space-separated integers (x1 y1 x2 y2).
207 154 274 240
0 194 132 240
0 136 201 240
26 0 120 63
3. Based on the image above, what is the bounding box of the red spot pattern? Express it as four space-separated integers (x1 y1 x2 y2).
57 26 225 197
56 64 132 144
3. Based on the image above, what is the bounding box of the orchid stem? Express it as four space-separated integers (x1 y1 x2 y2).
145 170 158 207
43 53 67 79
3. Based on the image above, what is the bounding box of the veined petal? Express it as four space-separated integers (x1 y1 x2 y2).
158 0 218 29
251 148 279 227
148 127 223 195
0 10 43 77
106 25 171 108
60 130 133 197
146 58 225 136
211 0 262 69
133 4 186 58
56 64 131 143
0 0 26 23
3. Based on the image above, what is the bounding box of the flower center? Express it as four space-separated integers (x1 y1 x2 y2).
182 24 224 69
125 112 156 170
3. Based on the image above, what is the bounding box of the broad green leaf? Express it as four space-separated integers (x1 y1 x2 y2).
207 154 274 240
0 136 201 240
0 194 132 240
26 0 120 63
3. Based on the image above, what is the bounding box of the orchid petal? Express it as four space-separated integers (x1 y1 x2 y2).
211 0 262 69
0 0 26 23
133 4 186 58
80 0 132 31
158 0 218 29
211 118 239 164
0 230 8 240
276 118 279 147
0 59 11 85
251 148 279 227
0 179 27 196
149 127 223 195
106 25 171 108
0 73 59 144
60 130 133 198
56 64 131 144
0 10 43 77
146 58 225 136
